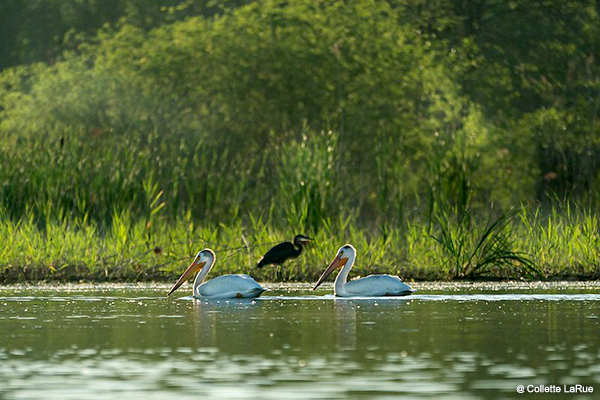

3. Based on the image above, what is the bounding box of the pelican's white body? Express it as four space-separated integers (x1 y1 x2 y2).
337 274 412 297
170 249 266 299
331 245 413 297
194 273 265 299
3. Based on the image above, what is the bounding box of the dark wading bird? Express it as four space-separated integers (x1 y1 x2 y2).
256 234 313 278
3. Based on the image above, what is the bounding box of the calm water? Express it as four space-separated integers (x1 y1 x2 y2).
1 282 599 399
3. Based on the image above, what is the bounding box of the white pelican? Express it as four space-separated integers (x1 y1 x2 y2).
313 244 413 297
167 249 266 299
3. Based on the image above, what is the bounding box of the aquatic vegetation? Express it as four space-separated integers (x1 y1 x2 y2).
0 202 598 282
517 204 600 278
432 210 540 279
0 126 597 282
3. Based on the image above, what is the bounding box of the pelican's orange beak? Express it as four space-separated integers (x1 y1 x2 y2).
312 255 348 290
167 260 206 296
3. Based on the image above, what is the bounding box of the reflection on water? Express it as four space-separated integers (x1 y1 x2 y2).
334 299 357 351
0 282 600 399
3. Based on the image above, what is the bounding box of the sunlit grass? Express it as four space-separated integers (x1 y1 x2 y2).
1 203 598 282
0 130 599 282
518 204 600 278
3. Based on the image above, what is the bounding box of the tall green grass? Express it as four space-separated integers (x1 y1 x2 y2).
518 204 600 278
1 125 599 282
0 131 262 225
1 200 598 282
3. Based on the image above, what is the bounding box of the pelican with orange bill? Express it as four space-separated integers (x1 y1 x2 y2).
313 244 413 297
167 249 266 299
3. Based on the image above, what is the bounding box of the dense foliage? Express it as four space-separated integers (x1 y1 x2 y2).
0 0 599 279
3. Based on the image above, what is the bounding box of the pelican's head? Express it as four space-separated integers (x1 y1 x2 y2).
294 234 314 245
312 244 355 290
167 249 216 296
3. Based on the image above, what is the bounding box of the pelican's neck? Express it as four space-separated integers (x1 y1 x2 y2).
334 250 356 295
193 255 215 294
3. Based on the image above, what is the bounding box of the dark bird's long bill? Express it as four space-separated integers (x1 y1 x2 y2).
167 260 206 296
312 256 348 290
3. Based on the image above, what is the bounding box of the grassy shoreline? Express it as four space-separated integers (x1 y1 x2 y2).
1 207 598 283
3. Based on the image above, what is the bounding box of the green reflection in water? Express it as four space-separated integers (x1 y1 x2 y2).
0 283 599 399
